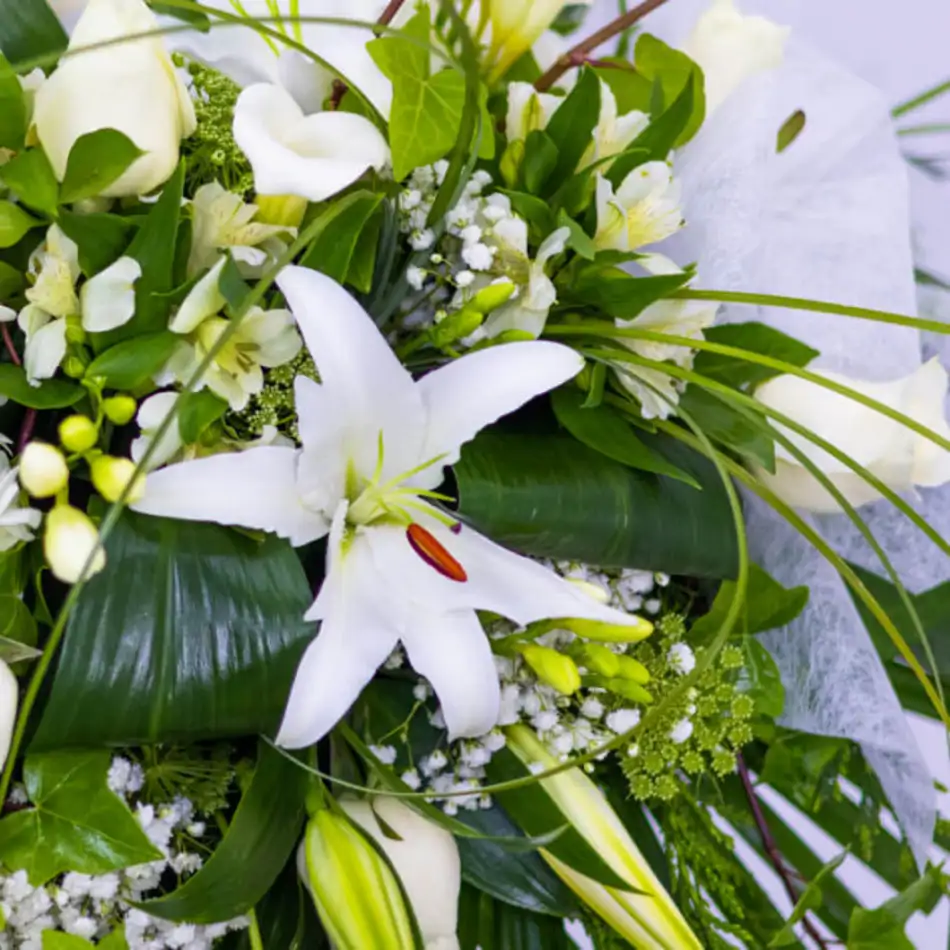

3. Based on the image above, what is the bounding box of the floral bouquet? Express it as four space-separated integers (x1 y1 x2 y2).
0 0 947 946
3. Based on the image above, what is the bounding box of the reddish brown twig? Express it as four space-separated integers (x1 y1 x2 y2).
737 754 831 949
535 0 672 91
1 324 21 367
377 0 407 27
17 411 36 454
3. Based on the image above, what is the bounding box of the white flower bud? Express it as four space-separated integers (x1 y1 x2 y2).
44 504 106 583
19 442 69 498
90 455 145 504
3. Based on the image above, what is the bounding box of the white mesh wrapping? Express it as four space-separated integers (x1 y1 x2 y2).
668 41 937 867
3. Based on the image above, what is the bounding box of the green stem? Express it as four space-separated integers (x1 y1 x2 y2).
247 910 265 950
898 123 950 136
893 78 950 117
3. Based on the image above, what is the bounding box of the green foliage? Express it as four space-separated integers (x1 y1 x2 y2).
231 347 318 442
139 745 236 816
458 885 577 950
0 0 67 67
543 68 601 193
0 199 41 247
85 331 180 391
769 851 846 946
60 129 144 204
0 53 26 150
693 323 819 389
735 636 785 718
178 390 228 444
0 364 84 408
0 750 162 885
57 210 138 277
368 9 466 180
1 148 59 218
847 867 946 949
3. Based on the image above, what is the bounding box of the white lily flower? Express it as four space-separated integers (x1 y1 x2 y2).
683 0 789 113
594 163 684 253
755 359 950 512
166 0 400 118
233 83 390 203
131 392 185 472
341 797 461 950
504 82 561 144
581 82 649 170
189 182 295 278
132 266 643 747
33 0 196 198
0 454 41 551
80 256 141 332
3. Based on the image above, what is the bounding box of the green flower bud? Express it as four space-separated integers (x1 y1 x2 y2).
468 280 516 314
103 395 137 426
90 455 145 504
521 644 581 695
581 644 620 678
19 442 69 498
607 679 654 704
534 615 654 644
64 316 86 346
429 307 484 348
615 655 651 685
63 355 87 379
58 415 99 453
499 139 525 189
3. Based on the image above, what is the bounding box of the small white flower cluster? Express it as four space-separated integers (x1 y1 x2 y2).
0 757 247 950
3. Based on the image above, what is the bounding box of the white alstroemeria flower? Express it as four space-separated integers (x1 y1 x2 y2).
594 163 684 253
341 798 461 950
0 453 42 551
755 359 950 513
165 259 303 411
581 82 649 170
480 227 571 340
33 0 196 198
233 84 390 203
132 265 643 747
131 392 185 472
504 82 561 144
189 182 295 277
80 256 141 332
683 0 789 113
166 0 400 118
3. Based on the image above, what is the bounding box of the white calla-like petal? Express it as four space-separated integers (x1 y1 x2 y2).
233 84 390 202
341 798 462 950
131 446 328 546
23 316 68 383
171 257 227 334
131 392 184 471
80 256 141 332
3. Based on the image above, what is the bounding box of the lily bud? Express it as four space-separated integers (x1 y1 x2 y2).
521 644 581 695
0 660 18 774
298 807 416 950
616 656 651 685
103 395 137 426
607 679 654 705
506 725 702 949
581 644 621 678
429 307 483 349
19 442 69 498
90 455 145 504
486 0 578 82
538 615 654 644
59 414 99 453
44 504 107 584
341 798 462 950
566 577 611 604
468 280 517 315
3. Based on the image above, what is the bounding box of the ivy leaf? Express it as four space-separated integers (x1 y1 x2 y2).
846 866 945 949
0 751 163 885
768 851 847 946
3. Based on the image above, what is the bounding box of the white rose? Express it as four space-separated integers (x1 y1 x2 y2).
33 0 197 197
755 359 950 513
683 0 789 112
340 797 461 950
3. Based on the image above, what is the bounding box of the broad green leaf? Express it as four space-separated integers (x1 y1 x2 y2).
140 743 308 923
458 885 575 950
0 259 23 297
690 563 809 642
736 635 786 719
299 191 384 289
1 148 59 218
499 190 555 243
694 323 819 389
32 512 316 748
85 331 179 390
368 10 466 180
58 210 138 277
847 867 945 950
0 200 40 247
678 386 776 470
59 129 144 205
98 933 129 950
542 67 601 193
455 429 738 578
485 748 639 891
43 934 95 949
0 53 26 150
633 34 706 145
0 364 83 408
768 851 847 946
0 750 163 885
0 595 38 658
551 386 699 486
555 208 595 260
0 0 67 67
178 390 228 444
0 547 25 595
594 61 653 118
759 734 851 813
560 261 690 319
521 130 559 195
102 161 184 344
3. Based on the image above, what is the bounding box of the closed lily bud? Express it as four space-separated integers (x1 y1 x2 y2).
468 280 517 315
90 455 145 504
59 414 99 453
19 442 69 498
298 807 416 950
616 655 651 685
582 644 621 678
506 725 702 949
103 395 137 426
44 504 107 584
0 660 17 774
538 615 654 644
486 0 578 82
607 678 654 705
521 644 581 695
341 797 462 950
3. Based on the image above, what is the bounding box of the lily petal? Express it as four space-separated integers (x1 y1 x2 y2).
277 532 400 748
81 256 141 332
130 446 328 546
417 341 583 475
233 84 389 202
171 257 227 334
24 317 67 382
401 607 501 739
